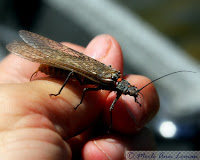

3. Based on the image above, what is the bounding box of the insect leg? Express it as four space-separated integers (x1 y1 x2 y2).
135 94 142 107
109 92 122 129
74 87 102 110
30 71 38 81
30 64 43 81
49 71 74 97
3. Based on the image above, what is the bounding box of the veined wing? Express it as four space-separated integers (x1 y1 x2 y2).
19 30 80 57
7 31 120 84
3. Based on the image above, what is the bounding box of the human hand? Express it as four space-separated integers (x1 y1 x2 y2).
0 34 159 159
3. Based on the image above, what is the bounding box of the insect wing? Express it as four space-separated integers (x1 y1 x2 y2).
7 30 120 84
19 30 82 58
6 41 48 63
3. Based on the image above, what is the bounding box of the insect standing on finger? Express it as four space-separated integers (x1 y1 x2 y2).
6 30 194 129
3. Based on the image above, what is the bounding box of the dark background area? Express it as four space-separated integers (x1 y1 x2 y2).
0 0 199 150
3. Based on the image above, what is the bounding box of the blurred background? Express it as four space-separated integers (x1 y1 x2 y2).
0 0 199 150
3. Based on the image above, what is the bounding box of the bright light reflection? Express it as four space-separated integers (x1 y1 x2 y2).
159 121 177 138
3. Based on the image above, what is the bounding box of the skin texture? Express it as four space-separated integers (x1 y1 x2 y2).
0 34 159 159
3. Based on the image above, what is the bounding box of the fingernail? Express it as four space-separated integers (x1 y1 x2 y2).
93 139 125 159
122 95 140 121
85 35 112 59
104 138 116 142
122 95 145 130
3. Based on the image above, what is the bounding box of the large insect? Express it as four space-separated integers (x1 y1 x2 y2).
6 30 191 128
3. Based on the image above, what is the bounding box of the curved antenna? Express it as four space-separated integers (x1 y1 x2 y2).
138 70 196 92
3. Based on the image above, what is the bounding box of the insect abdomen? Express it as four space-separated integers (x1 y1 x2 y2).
39 64 71 78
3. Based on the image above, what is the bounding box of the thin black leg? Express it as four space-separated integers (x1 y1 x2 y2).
109 92 121 130
74 87 101 110
49 71 74 97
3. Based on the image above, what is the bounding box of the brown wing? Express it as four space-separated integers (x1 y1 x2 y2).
7 30 120 84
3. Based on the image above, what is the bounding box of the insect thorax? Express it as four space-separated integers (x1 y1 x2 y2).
116 79 138 96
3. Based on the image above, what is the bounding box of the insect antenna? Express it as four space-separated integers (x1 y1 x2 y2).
137 70 196 92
